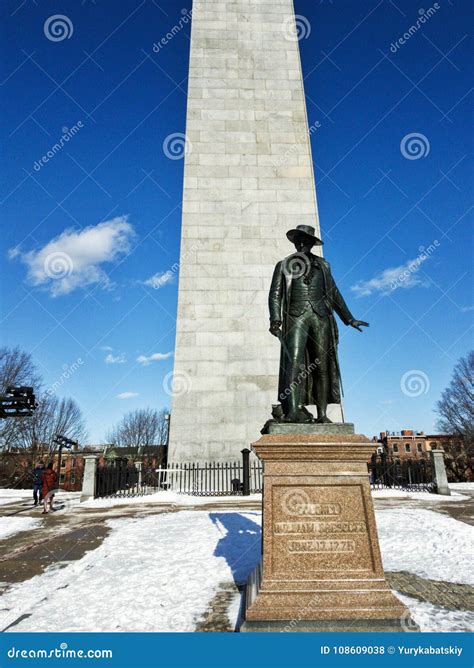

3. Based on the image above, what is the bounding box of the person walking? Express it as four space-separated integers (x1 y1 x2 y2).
32 461 44 506
41 462 58 514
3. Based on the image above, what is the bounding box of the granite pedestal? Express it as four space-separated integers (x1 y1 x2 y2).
241 425 415 632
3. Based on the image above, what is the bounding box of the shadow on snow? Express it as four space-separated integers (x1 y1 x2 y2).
209 512 261 586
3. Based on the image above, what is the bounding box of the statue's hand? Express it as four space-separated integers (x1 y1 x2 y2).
269 320 282 337
350 319 369 332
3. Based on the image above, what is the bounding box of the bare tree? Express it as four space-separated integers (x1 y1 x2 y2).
435 351 474 482
10 395 87 468
0 347 42 452
0 346 42 393
106 408 169 455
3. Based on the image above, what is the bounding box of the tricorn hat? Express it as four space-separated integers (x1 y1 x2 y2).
286 224 323 245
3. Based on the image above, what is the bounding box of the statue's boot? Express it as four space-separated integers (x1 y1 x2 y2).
316 413 333 424
282 407 313 423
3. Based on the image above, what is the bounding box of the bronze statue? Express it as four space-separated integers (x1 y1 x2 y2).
269 225 369 423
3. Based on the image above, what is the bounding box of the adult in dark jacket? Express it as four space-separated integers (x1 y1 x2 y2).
269 225 369 423
32 461 44 506
41 462 58 514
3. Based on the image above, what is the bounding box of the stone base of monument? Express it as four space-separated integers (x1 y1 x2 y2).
241 427 417 632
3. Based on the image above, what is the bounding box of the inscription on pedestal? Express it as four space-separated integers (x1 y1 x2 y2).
271 484 375 576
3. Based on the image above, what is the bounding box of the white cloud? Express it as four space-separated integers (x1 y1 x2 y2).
10 216 135 297
143 270 175 289
101 346 114 352
8 246 21 259
116 392 138 399
105 353 126 365
136 352 173 366
460 305 474 313
351 257 430 298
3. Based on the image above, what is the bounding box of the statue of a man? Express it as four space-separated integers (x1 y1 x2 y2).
269 225 369 423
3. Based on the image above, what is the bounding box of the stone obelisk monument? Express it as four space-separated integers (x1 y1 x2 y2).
169 0 342 463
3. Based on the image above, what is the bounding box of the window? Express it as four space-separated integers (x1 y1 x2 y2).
392 444 399 453
71 458 76 467
405 444 411 453
417 443 423 453
430 442 437 450
70 472 76 484
60 474 65 483
61 459 66 467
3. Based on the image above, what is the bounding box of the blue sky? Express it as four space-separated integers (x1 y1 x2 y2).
1 0 472 443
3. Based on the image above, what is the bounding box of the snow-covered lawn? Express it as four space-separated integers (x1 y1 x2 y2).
0 516 41 540
450 482 474 491
80 491 262 509
372 489 468 502
377 509 474 586
0 510 260 633
397 594 474 633
0 505 472 633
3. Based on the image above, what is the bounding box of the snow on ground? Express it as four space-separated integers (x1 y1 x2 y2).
1 510 261 633
397 593 474 633
450 482 474 491
0 503 472 633
0 516 41 540
372 489 467 501
377 508 474 585
80 491 262 508
0 489 34 506
81 488 468 508
0 489 81 507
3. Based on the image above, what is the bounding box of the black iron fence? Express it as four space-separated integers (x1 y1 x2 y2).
155 460 263 496
94 452 262 499
94 452 436 499
95 458 141 498
368 453 435 492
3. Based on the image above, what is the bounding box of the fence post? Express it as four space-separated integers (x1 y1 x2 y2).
135 461 143 490
241 448 251 496
430 450 451 495
80 455 98 501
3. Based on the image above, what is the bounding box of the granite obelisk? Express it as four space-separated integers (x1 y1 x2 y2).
168 0 342 463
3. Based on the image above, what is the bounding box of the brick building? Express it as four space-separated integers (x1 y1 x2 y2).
376 429 463 461
0 444 166 492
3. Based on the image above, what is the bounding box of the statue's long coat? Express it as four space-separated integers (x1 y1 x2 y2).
269 254 355 407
